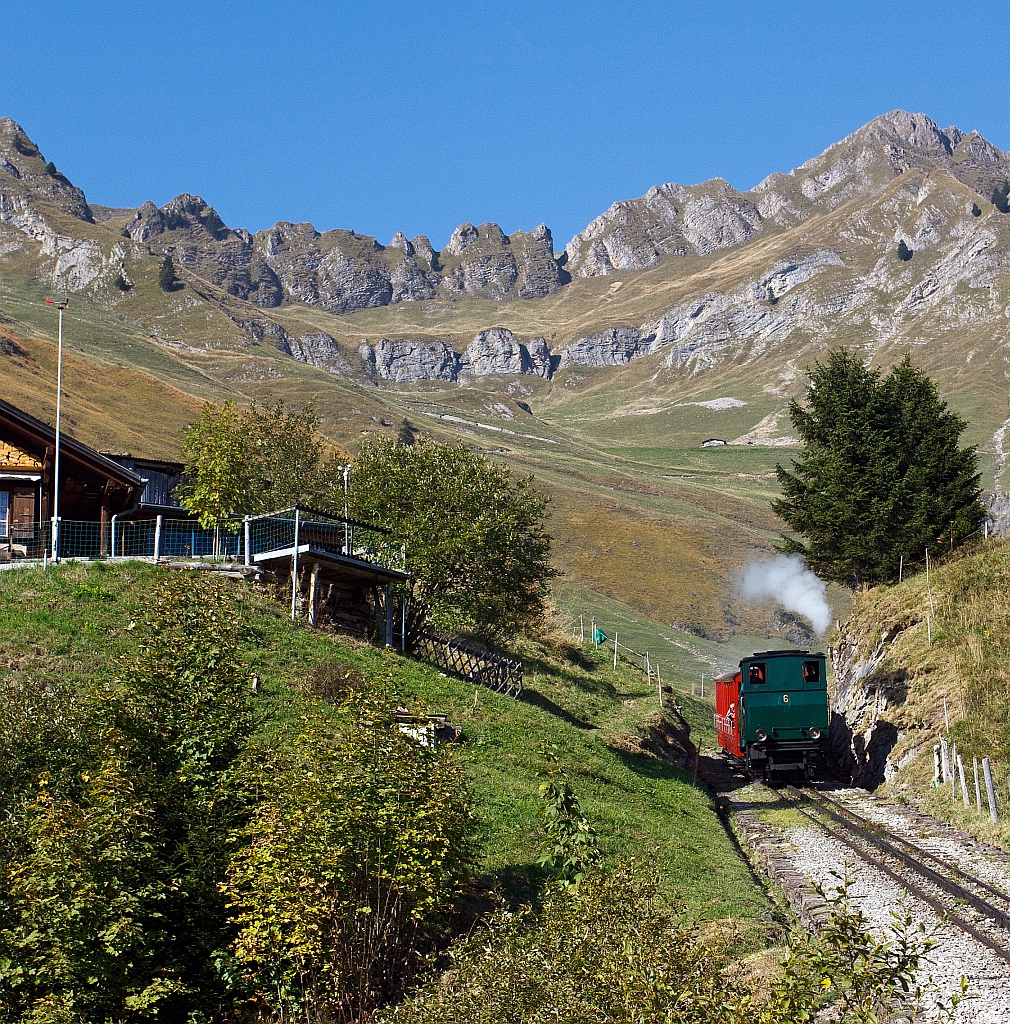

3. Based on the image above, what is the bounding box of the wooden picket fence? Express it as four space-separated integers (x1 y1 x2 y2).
414 628 523 698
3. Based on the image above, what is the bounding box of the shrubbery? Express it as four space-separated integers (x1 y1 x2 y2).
380 871 956 1024
0 573 474 1024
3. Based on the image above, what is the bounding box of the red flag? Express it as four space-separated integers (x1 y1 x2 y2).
45 298 53 304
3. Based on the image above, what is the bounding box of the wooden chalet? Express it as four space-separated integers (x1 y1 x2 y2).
0 398 144 556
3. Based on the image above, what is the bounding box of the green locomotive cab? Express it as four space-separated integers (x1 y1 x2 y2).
739 649 828 779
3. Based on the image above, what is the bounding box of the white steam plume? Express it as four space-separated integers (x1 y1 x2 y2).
737 554 832 636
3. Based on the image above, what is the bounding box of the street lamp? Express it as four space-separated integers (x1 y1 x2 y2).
45 297 68 563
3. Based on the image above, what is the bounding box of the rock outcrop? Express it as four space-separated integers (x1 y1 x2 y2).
357 328 557 382
460 328 556 378
559 327 655 368
565 180 764 277
362 338 461 383
830 629 904 788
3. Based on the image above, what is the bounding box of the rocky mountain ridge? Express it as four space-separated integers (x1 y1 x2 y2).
5 111 1010 396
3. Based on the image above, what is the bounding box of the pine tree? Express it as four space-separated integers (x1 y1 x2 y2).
396 418 416 446
45 161 57 177
992 180 1010 213
774 351 983 587
972 202 982 217
158 255 179 292
896 239 913 262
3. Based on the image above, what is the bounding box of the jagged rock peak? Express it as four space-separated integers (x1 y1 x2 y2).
389 231 414 255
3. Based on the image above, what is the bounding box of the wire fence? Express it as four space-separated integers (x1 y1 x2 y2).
571 612 668 708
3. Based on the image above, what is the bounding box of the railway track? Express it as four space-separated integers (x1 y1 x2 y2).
781 784 1010 966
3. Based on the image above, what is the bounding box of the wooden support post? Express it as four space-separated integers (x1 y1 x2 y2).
983 758 999 823
385 583 393 647
402 596 406 651
291 508 300 621
898 554 903 583
308 563 320 627
99 504 110 558
932 744 941 785
153 515 162 562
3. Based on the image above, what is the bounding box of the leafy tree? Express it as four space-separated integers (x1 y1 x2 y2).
177 400 346 528
993 179 1010 213
896 239 913 261
349 437 556 643
0 574 255 1023
157 254 179 291
537 750 600 888
223 696 473 1024
774 351 983 587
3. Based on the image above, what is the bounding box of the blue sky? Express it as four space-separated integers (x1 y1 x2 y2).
4 1 1007 249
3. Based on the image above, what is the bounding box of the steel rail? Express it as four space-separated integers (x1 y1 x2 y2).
812 788 1010 907
779 786 1010 967
788 786 1010 932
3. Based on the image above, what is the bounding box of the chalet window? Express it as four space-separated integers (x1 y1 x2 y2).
802 661 820 683
0 491 7 535
749 663 766 684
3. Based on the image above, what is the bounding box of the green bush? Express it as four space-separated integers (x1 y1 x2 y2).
222 695 475 1023
0 574 254 1023
381 873 960 1024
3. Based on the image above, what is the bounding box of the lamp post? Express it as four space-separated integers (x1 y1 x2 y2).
46 297 68 563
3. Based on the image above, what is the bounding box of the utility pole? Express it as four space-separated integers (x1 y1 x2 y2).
46 298 68 563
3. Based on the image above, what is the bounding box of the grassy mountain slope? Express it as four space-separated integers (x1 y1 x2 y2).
835 537 1010 846
5 110 1007 644
0 560 778 945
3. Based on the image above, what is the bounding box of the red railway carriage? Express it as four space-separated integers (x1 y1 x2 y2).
715 669 743 756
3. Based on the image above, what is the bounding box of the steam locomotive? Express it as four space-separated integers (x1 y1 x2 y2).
714 649 829 780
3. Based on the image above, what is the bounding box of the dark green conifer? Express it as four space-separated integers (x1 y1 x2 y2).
774 351 983 587
45 161 56 177
972 202 982 217
896 239 913 262
158 255 179 292
992 180 1010 213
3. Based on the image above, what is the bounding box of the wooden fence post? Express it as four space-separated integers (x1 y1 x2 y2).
243 516 251 566
973 757 982 812
656 662 663 708
957 755 970 807
982 758 999 823
613 631 618 671
308 563 320 627
153 515 162 562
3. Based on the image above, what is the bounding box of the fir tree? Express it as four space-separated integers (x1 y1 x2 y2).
158 255 179 292
774 351 983 587
896 239 913 262
992 180 1010 213
972 202 982 217
397 418 416 446
45 161 57 177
